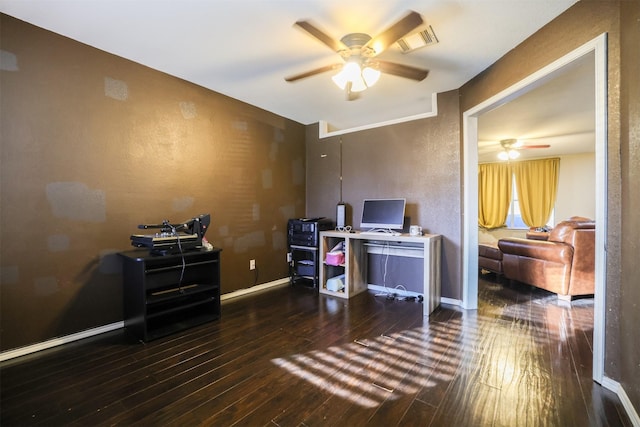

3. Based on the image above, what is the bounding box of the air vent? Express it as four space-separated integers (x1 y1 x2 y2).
396 25 439 53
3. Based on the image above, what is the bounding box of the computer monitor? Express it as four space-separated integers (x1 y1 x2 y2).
360 198 406 230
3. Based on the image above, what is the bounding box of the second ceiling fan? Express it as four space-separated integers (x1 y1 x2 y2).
285 11 430 100
498 138 551 160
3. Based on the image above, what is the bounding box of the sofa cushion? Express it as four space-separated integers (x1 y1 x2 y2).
478 243 503 274
498 238 573 264
549 218 595 244
479 243 502 260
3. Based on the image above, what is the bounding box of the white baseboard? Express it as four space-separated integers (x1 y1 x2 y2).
0 277 291 363
602 376 640 426
220 278 290 301
367 284 420 297
441 297 463 307
367 285 462 308
0 321 124 363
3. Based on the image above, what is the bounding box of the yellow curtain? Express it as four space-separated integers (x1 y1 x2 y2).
478 162 512 229
513 158 559 228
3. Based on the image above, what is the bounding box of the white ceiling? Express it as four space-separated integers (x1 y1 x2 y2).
478 51 596 162
0 0 581 134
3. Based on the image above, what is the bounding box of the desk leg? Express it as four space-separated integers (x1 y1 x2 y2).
349 238 368 296
423 238 442 316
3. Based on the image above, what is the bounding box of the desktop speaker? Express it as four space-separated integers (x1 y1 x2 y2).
336 203 346 228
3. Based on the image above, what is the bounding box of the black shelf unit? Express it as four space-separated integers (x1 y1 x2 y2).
289 245 320 286
287 218 332 288
119 248 221 342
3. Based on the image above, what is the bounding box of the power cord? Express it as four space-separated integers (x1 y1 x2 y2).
253 267 259 287
371 242 421 302
166 220 186 293
374 242 392 298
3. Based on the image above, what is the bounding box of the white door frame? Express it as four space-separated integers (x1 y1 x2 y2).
462 33 608 383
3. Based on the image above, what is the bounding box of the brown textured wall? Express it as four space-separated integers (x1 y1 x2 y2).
619 0 640 411
460 0 640 409
0 14 306 351
306 90 462 299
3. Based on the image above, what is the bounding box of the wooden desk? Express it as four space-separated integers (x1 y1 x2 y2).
319 231 442 316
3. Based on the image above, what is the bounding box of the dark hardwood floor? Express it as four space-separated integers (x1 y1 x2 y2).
0 274 632 426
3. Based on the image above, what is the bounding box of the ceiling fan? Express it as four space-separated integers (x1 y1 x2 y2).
285 11 430 100
497 138 551 160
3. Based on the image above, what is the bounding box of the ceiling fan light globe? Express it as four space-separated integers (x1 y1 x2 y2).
350 76 367 92
497 151 509 161
343 62 361 80
332 62 368 92
332 62 363 91
362 67 381 87
331 72 348 90
509 149 520 159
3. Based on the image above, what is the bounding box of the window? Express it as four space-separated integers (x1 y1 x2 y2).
506 176 554 229
506 177 525 228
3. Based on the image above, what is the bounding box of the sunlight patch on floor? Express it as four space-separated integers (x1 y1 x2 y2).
271 326 449 408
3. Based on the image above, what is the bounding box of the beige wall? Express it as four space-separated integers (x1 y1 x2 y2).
556 153 596 221
0 14 306 350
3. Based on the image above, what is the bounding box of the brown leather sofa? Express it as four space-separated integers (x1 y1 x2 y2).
497 218 595 299
478 243 503 274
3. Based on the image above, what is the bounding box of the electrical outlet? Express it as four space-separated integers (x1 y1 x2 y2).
249 259 256 270
287 253 292 262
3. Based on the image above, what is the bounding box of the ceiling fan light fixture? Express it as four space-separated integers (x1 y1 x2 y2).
286 12 429 98
498 148 520 160
332 61 379 93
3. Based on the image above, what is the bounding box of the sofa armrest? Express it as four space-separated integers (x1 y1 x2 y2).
498 238 573 264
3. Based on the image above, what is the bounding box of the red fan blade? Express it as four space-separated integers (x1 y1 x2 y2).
520 144 551 149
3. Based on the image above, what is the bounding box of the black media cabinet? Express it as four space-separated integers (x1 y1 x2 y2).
119 248 221 342
287 217 333 288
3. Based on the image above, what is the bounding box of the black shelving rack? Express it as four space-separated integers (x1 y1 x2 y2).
287 218 333 289
119 248 221 342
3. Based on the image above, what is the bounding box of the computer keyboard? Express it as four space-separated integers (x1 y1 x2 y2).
358 231 402 237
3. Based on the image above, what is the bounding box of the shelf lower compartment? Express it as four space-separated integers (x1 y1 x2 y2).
147 294 217 319
146 283 218 305
319 287 347 297
145 305 219 341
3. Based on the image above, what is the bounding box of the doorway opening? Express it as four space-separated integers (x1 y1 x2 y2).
462 34 608 383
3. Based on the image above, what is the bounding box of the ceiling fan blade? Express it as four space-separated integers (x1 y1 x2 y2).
362 11 423 57
375 60 429 81
285 63 343 82
294 20 348 53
